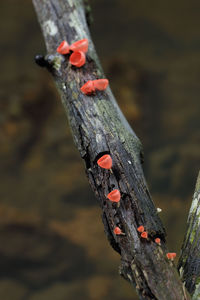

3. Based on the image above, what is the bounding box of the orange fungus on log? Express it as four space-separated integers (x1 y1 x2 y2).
141 231 148 239
114 227 122 235
166 253 176 260
80 81 95 95
137 226 145 233
97 154 112 169
155 238 161 245
70 38 89 53
93 79 109 91
107 189 121 203
69 51 86 67
56 40 70 54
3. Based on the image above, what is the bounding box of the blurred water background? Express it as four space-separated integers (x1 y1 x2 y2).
0 0 199 299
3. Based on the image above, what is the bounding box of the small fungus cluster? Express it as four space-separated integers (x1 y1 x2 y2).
57 38 88 67
137 225 148 239
96 153 177 262
57 38 109 92
57 38 177 265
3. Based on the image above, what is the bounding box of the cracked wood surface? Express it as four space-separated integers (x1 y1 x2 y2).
32 0 190 299
178 172 200 299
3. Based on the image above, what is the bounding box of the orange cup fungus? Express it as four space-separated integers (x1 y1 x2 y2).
70 38 88 53
57 39 88 68
97 154 112 169
69 51 86 67
81 79 109 95
56 40 70 55
166 253 176 260
107 189 121 203
57 38 88 55
137 226 145 233
93 79 109 91
114 227 122 235
141 231 148 239
155 238 161 245
80 80 95 95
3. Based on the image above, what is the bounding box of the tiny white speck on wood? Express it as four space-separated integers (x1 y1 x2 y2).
96 134 102 143
43 20 58 36
157 207 162 213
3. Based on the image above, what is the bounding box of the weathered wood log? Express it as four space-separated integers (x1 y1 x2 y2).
178 172 200 300
32 0 190 299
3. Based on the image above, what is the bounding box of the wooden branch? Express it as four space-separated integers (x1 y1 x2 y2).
32 0 190 299
178 171 200 299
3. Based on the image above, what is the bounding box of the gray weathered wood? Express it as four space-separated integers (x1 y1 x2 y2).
178 172 200 299
32 0 190 299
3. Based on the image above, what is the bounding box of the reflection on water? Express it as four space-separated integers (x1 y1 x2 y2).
0 0 199 299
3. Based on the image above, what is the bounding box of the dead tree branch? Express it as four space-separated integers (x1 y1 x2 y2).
32 0 190 299
178 171 200 299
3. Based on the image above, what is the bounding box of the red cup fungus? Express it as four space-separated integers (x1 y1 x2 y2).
93 79 109 91
155 238 161 245
70 38 89 53
80 81 95 95
114 226 122 235
69 51 86 67
107 189 121 203
137 225 145 233
56 40 70 55
97 154 112 169
141 231 148 239
166 252 176 260
80 79 109 95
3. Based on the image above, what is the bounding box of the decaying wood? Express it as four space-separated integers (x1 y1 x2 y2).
32 0 191 299
178 172 200 300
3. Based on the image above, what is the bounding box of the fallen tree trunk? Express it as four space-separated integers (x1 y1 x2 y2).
32 0 190 299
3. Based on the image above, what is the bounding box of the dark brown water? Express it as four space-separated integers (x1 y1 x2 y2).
0 0 199 299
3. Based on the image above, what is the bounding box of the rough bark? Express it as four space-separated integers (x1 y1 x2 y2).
32 0 190 299
178 172 200 299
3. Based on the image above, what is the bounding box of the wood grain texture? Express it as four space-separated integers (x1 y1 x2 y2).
178 172 200 299
32 0 190 298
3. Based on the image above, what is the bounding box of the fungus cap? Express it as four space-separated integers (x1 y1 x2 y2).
166 252 176 260
97 154 112 169
114 227 122 235
137 226 145 233
70 39 89 53
57 40 70 54
155 238 161 245
107 189 121 202
93 79 109 91
141 231 148 239
80 80 95 95
69 51 86 67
